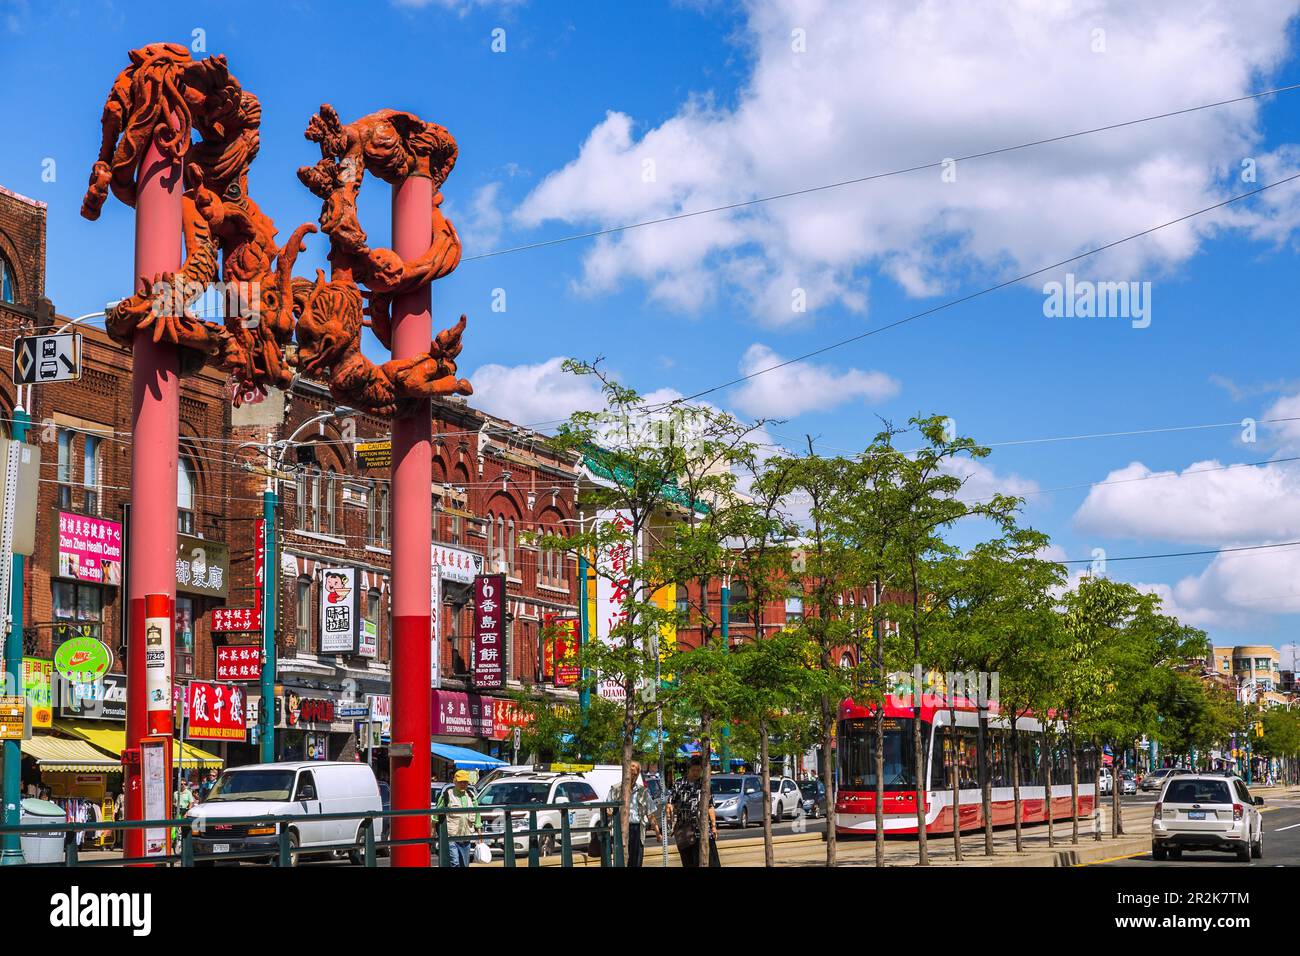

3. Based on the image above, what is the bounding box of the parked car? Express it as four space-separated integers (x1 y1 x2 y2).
1098 767 1113 795
189 762 382 865
709 774 766 828
797 779 827 819
1141 767 1176 792
1152 774 1264 862
770 776 802 821
1121 771 1137 795
477 773 600 856
478 763 630 803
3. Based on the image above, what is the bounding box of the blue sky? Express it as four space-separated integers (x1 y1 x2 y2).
5 0 1300 653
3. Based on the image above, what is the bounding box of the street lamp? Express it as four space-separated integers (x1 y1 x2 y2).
239 405 354 762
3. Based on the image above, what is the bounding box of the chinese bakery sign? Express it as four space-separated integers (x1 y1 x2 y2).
186 681 247 741
473 574 504 689
55 512 123 585
594 509 637 701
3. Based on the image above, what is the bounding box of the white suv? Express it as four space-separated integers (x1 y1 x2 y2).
476 773 601 856
1151 774 1264 862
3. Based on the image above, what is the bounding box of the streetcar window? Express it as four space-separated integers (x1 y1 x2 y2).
836 718 918 791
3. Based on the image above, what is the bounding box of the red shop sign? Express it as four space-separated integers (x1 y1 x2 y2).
216 645 262 682
186 681 247 742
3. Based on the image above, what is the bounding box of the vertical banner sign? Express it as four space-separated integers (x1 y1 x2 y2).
430 565 442 689
473 574 505 690
319 567 361 653
595 510 636 701
552 617 581 688
143 593 173 734
254 518 266 618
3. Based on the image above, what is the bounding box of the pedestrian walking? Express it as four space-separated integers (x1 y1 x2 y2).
436 769 480 867
606 760 661 867
667 756 720 867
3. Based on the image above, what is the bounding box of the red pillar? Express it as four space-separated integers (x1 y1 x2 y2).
389 175 434 866
124 132 181 861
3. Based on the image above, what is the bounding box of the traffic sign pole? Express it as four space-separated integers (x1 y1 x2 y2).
260 492 277 763
1 406 28 864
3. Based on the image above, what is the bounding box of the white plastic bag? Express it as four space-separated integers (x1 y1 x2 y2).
473 841 492 865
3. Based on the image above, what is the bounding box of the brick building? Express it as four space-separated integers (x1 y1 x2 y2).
3 179 585 785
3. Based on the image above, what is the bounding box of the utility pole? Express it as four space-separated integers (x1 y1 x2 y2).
1 393 29 864
578 510 590 735
719 577 730 773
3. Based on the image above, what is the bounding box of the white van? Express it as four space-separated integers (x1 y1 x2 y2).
189 761 381 865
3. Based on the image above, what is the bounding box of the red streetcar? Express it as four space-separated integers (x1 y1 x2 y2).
835 695 1097 836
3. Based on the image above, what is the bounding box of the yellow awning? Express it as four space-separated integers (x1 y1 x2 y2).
55 720 225 770
20 734 121 773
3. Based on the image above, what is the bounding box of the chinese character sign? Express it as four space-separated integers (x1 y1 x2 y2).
55 512 123 585
216 645 262 682
187 681 247 741
319 567 361 654
594 509 637 702
211 606 260 632
473 574 505 690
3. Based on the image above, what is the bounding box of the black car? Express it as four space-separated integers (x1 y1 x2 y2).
797 779 827 819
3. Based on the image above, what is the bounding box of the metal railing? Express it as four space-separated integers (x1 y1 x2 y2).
0 801 626 868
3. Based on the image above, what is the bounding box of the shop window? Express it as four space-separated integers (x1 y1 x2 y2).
53 581 104 642
175 596 195 677
177 456 196 534
0 255 14 304
296 576 313 651
57 430 74 510
367 588 382 643
82 435 101 515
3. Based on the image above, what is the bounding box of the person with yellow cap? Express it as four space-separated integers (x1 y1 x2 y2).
437 770 481 867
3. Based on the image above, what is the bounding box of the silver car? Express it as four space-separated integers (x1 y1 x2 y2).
710 774 766 828
1152 774 1264 862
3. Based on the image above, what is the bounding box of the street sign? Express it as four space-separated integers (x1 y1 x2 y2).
0 696 28 740
354 440 392 469
13 332 82 385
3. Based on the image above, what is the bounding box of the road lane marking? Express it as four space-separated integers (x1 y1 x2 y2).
1076 850 1147 866
1272 822 1300 831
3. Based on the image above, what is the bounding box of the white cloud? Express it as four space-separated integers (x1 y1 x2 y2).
466 356 606 427
449 182 505 256
515 0 1300 325
1074 459 1300 544
947 455 1039 503
730 343 898 418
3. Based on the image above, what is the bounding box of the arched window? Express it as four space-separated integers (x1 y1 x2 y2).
729 581 750 624
0 255 14 304
177 456 196 534
308 466 321 532
486 511 495 564
368 481 389 547
507 518 516 575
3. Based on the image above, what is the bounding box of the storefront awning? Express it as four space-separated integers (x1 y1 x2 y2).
20 734 121 772
55 720 225 770
429 742 506 771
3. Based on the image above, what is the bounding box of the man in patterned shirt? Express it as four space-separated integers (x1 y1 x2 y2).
667 756 721 867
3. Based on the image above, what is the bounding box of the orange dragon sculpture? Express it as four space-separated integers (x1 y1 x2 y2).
81 44 471 416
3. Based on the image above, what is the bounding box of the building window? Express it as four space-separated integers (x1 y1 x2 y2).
450 511 462 546
676 584 690 626
318 470 332 538
82 436 101 515
175 596 195 677
368 482 389 547
177 456 196 534
486 511 496 565
57 430 74 510
52 581 103 642
297 576 313 651
729 581 750 624
0 255 14 304
309 467 321 533
784 592 803 624
507 518 516 575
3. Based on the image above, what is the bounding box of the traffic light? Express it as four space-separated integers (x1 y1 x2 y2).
1255 721 1264 738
